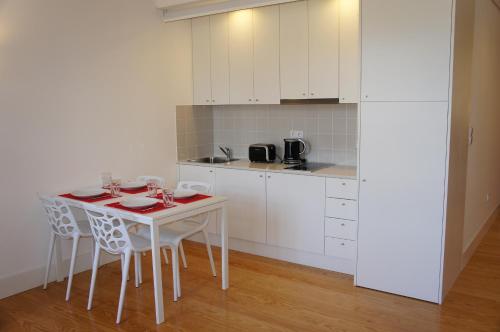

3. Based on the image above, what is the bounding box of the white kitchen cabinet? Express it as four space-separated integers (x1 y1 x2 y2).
361 0 453 101
192 14 229 105
215 168 267 243
308 0 339 99
192 16 212 105
178 165 217 233
356 102 448 302
280 0 340 100
229 7 280 105
210 14 230 105
280 1 309 99
229 10 254 104
253 5 280 104
339 0 360 103
266 173 326 254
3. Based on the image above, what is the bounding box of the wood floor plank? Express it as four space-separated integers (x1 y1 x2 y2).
1 212 499 331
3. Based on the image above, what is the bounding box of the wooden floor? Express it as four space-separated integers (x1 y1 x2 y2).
1 214 499 332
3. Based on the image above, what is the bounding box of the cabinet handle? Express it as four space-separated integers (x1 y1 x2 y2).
267 175 271 179
302 93 307 96
341 182 346 186
212 99 215 103
310 92 315 96
205 99 210 103
341 242 345 246
259 175 263 178
248 98 252 102
209 170 213 173
341 223 345 226
362 179 367 182
255 98 259 102
341 203 346 206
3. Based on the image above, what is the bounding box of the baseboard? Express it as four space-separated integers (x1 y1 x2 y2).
461 204 500 269
189 233 355 275
0 250 119 300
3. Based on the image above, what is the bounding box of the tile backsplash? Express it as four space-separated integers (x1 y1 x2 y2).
177 103 358 166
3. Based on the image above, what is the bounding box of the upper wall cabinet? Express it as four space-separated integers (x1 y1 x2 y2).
229 7 280 104
192 14 230 105
280 0 340 100
361 0 453 102
339 0 360 103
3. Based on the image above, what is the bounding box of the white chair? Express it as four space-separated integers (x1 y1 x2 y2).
39 195 94 301
137 175 166 188
83 205 169 324
138 181 216 301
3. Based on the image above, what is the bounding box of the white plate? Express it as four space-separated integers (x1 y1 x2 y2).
174 189 198 199
120 181 147 189
71 188 107 198
120 197 158 209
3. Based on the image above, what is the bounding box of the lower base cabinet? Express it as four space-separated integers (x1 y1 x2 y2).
266 173 326 254
215 168 267 243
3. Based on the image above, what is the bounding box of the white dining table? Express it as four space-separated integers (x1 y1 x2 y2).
56 189 229 324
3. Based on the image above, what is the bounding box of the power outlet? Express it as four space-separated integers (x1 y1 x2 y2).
290 130 304 138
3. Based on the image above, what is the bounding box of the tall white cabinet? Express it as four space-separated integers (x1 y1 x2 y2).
357 0 453 303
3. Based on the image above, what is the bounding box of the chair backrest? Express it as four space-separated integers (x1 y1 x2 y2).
176 181 212 227
39 194 81 239
82 205 132 255
177 181 212 194
137 175 166 188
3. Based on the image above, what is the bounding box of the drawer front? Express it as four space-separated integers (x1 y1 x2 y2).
326 178 358 200
325 198 358 220
325 237 356 259
325 218 357 240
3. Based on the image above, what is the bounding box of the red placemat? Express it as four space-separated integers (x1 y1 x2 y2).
156 193 212 204
106 201 173 214
60 193 114 203
119 187 148 194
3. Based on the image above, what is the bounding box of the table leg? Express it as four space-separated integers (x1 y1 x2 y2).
54 237 65 282
150 222 165 324
220 203 229 290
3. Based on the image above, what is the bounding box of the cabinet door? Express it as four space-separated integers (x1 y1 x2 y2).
280 1 309 99
339 0 360 103
215 168 267 243
178 165 217 233
253 5 280 104
229 9 255 104
308 0 339 99
361 0 452 101
192 17 212 105
267 173 325 254
210 14 230 105
357 102 448 303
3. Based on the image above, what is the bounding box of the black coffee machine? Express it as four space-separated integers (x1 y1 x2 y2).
283 138 307 164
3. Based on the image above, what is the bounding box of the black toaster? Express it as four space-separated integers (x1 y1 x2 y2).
249 144 276 163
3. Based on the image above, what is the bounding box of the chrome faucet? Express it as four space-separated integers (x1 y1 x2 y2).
219 146 232 162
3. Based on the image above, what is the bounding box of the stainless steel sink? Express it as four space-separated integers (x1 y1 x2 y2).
187 157 239 164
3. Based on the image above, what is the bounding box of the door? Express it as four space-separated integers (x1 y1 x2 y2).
210 14 230 105
280 1 309 99
253 5 280 104
192 17 212 105
361 0 453 101
308 0 339 99
215 168 267 243
178 165 217 233
356 102 448 302
229 9 255 104
266 172 325 254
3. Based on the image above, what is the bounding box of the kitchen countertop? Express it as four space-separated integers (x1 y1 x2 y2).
178 159 357 179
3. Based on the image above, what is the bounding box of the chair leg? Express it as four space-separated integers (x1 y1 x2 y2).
179 241 188 269
66 234 80 301
171 247 178 301
162 248 169 264
138 252 143 285
121 254 129 281
43 232 56 289
117 249 132 324
87 244 101 310
202 230 217 277
175 246 182 298
134 252 140 288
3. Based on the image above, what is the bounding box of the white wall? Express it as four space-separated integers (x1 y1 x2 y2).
0 0 192 298
462 0 500 252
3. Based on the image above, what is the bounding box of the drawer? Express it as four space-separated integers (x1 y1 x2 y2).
326 178 358 200
325 218 357 240
325 198 358 220
325 237 356 259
